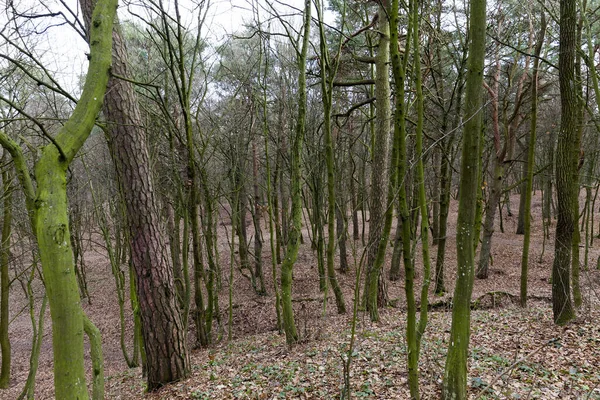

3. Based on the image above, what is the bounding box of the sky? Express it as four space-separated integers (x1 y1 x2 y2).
2 0 310 93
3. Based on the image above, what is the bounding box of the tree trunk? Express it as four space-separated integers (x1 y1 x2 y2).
389 211 403 281
336 203 349 273
552 0 577 325
0 157 12 388
98 16 190 389
521 9 546 307
252 137 267 295
434 136 455 294
167 205 185 309
280 0 311 344
570 12 585 309
0 1 117 395
477 159 504 278
316 1 346 313
364 4 391 318
442 0 486 394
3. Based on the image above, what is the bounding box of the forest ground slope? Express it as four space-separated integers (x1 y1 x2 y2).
2 192 600 399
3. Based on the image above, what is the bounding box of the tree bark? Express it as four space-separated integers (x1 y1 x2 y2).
364 4 391 318
520 9 546 307
280 0 311 344
93 14 190 389
0 156 12 388
552 0 577 325
442 0 486 393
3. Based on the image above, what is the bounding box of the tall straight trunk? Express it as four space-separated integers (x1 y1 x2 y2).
279 135 290 247
582 0 600 265
336 203 349 273
571 12 584 309
516 170 527 234
552 0 577 325
521 9 546 307
317 0 346 313
434 46 465 294
187 127 209 347
364 4 392 317
192 202 209 347
259 37 282 328
389 207 403 281
252 137 266 295
167 206 185 309
280 0 311 344
473 128 485 250
237 182 252 284
0 158 12 388
442 0 486 394
404 0 431 394
434 136 455 294
431 148 441 246
199 170 218 334
311 177 327 291
273 149 283 264
350 145 360 241
91 12 190 388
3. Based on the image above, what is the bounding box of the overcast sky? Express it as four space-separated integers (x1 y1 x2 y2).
2 0 309 93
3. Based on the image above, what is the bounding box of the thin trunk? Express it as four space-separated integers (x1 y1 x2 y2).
571 7 585 309
252 137 266 295
167 205 185 310
0 159 11 388
521 9 546 307
431 148 440 246
317 0 346 313
17 275 47 400
280 0 311 344
477 160 504 279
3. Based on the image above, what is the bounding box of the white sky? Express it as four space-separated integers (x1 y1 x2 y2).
2 0 312 94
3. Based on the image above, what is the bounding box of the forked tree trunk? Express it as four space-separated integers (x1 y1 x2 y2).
1 1 117 396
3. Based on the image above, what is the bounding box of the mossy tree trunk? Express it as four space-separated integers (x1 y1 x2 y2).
364 4 392 320
441 0 486 394
280 0 311 344
316 0 346 314
0 0 117 396
0 156 12 389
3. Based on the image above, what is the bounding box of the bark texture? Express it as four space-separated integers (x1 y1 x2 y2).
552 0 577 325
442 0 486 393
364 4 391 318
84 10 190 388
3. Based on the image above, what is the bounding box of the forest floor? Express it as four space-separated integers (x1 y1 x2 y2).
2 192 600 399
